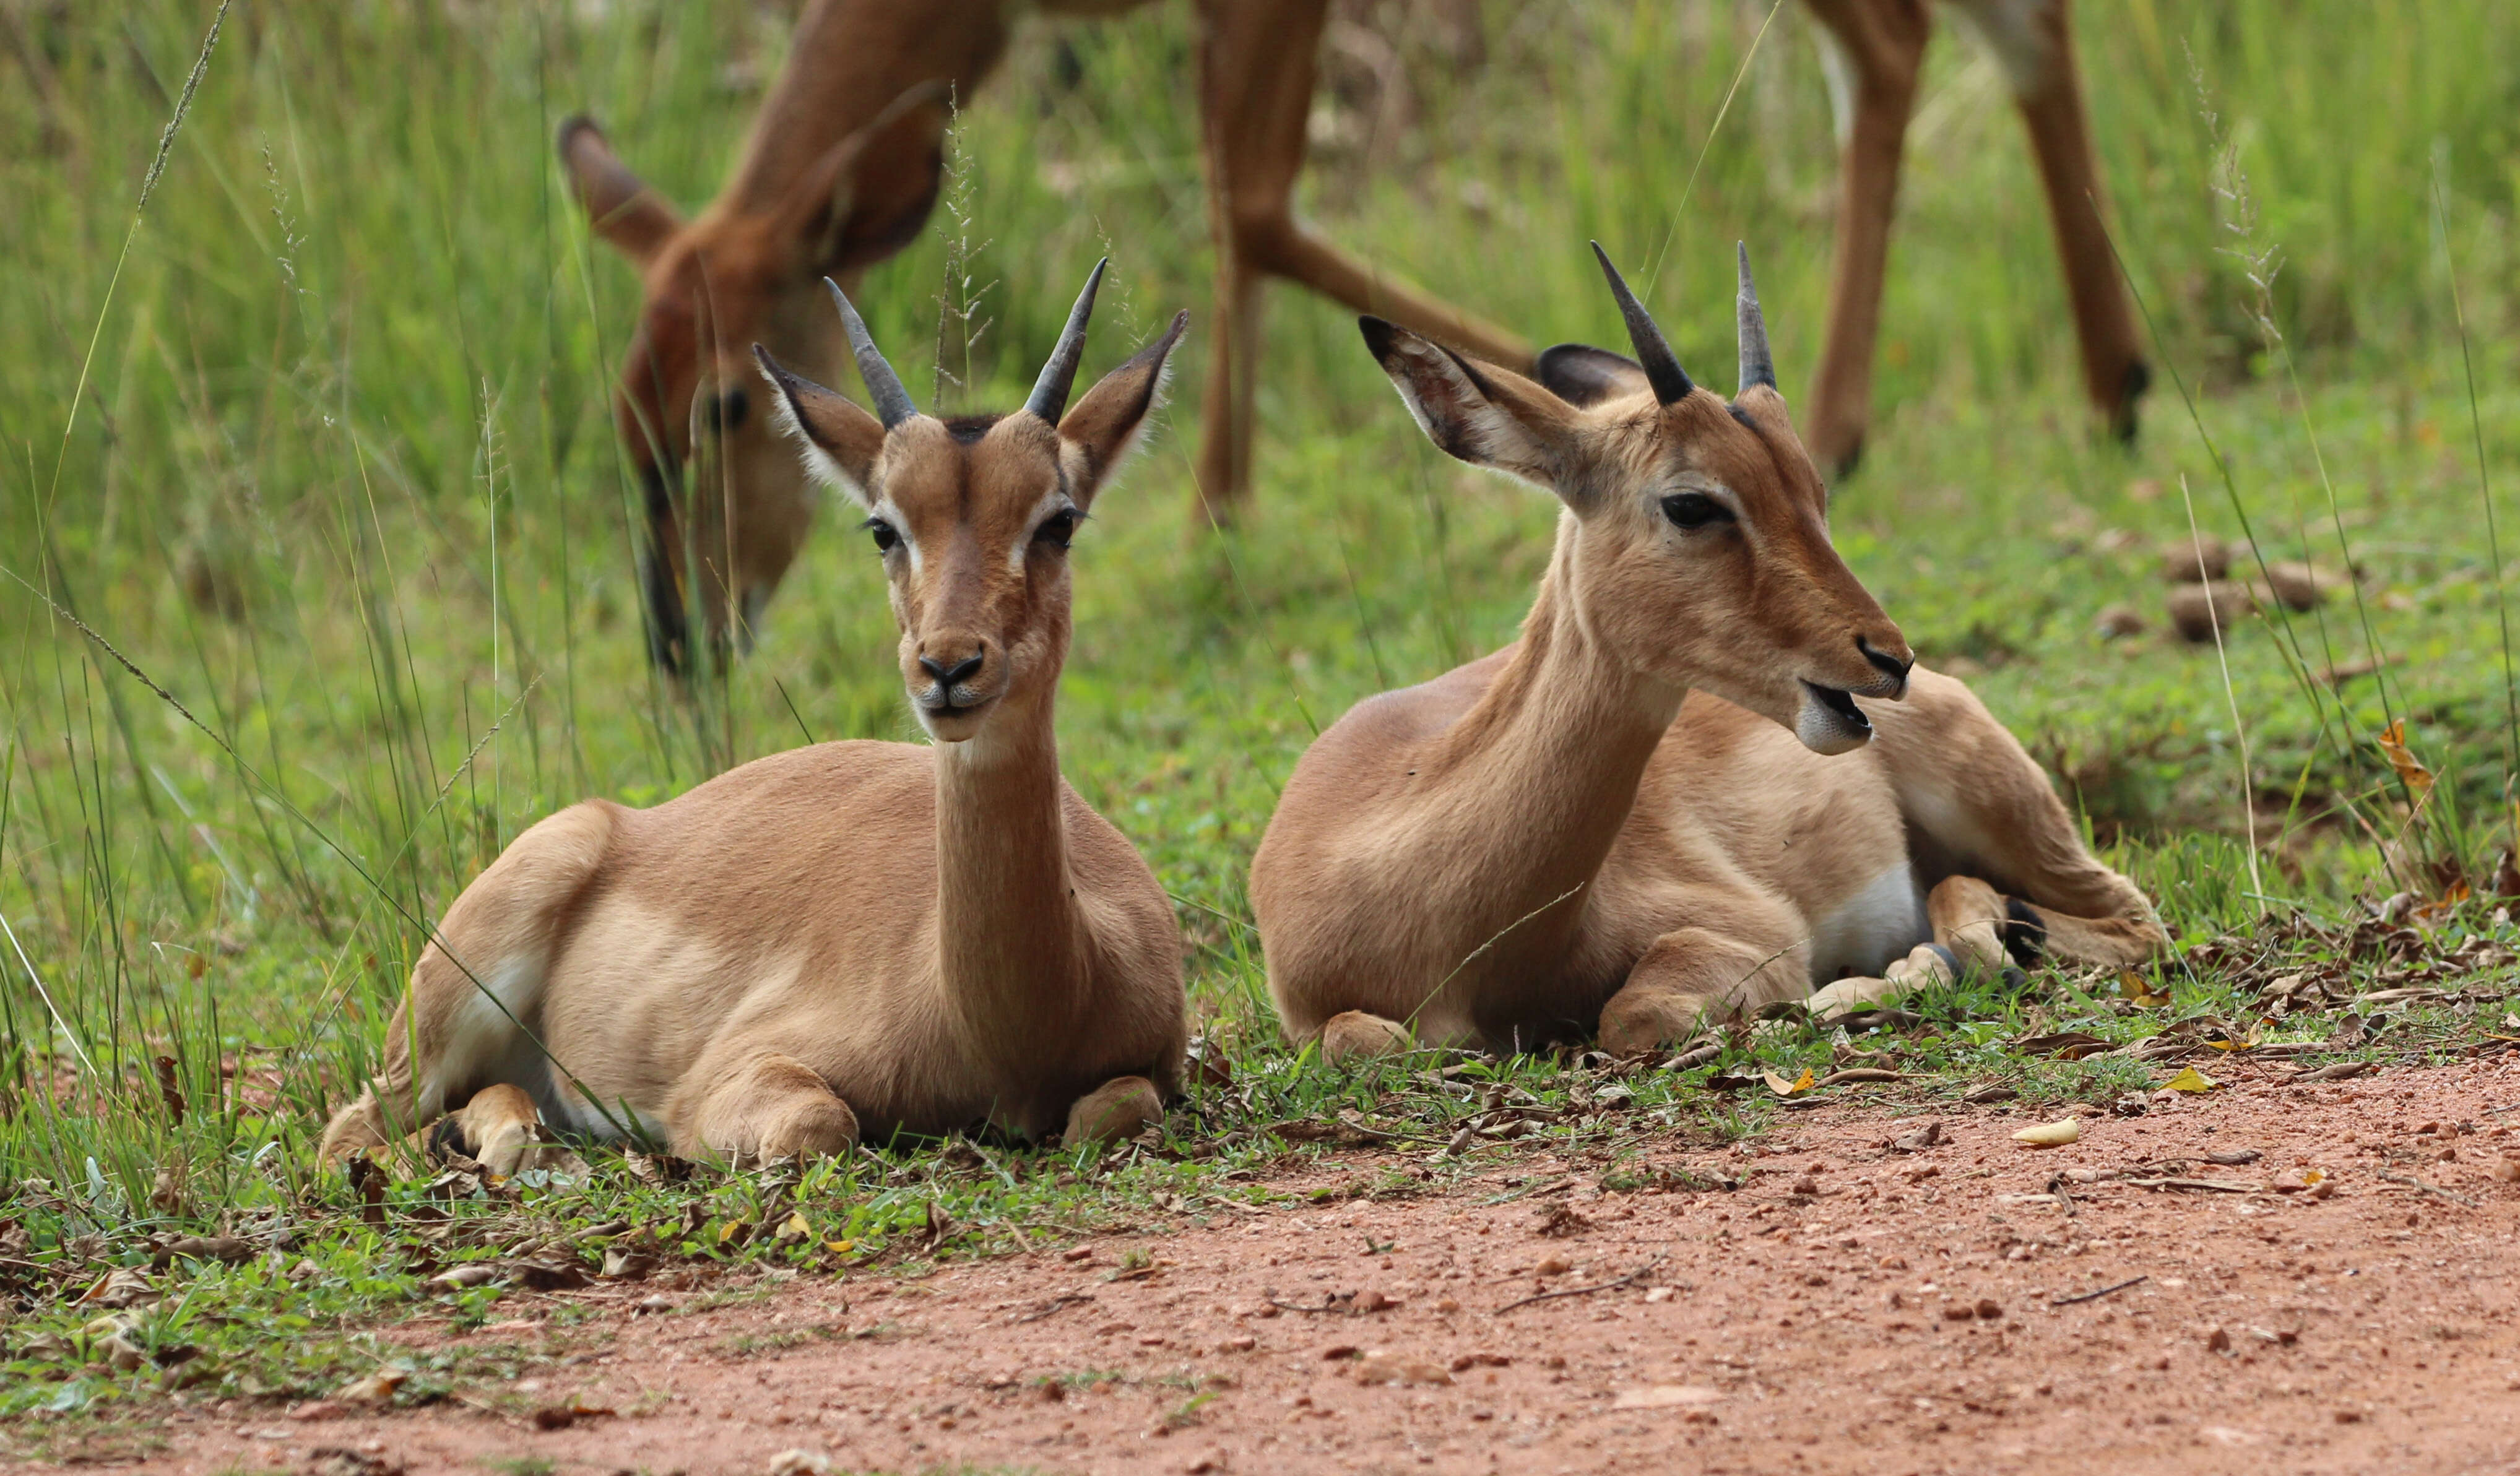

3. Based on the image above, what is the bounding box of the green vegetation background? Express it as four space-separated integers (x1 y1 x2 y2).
1 0 2518 1417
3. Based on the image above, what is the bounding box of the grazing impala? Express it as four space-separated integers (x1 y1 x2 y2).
565 0 2141 670
321 267 1189 1167
1249 244 2162 1061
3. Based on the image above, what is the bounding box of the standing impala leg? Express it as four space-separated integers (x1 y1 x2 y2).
1802 0 1931 478
1190 0 1529 520
1988 0 2149 442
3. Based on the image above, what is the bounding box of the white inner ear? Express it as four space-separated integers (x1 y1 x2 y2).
761 363 874 509
1385 341 1553 490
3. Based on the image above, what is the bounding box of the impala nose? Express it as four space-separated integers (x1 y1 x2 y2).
919 652 985 691
1858 635 1912 694
708 385 750 434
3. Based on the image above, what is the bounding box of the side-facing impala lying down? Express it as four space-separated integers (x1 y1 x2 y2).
1250 245 2164 1060
322 266 1189 1168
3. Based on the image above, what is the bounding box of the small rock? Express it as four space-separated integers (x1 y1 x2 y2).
1975 1299 2003 1321
1218 1334 1255 1352
2207 1326 2233 1354
2162 535 2230 584
288 1400 349 1422
2334 1409 2366 1425
2492 1154 2520 1184
2261 560 2335 611
1891 1121 1944 1153
332 1368 407 1407
1533 1253 1574 1277
768 1452 836 1476
1186 1452 1229 1475
1643 1286 1676 1303
1943 1303 1977 1322
2095 603 2147 639
1353 1290 1398 1313
2168 581 2254 642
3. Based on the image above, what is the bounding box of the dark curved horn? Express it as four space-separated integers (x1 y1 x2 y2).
1588 241 1691 405
825 277 916 428
1735 242 1776 394
1026 257 1108 423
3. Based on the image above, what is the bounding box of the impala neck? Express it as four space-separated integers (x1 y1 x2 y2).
930 678 1086 1051
1426 517 1689 965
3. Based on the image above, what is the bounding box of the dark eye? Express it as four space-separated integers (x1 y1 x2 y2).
863 517 899 555
1034 508 1080 550
1661 492 1732 530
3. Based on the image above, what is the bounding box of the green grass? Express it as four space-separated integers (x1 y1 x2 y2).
3 0 2519 1449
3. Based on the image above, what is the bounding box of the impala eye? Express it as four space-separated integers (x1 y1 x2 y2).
1661 492 1732 530
1035 508 1080 550
863 517 900 555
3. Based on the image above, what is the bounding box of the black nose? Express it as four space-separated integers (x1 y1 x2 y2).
919 652 985 688
709 386 749 433
1858 636 1912 686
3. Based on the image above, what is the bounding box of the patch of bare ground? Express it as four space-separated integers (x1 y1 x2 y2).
22 1060 2520 1476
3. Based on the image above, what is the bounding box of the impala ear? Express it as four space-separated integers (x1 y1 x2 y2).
1057 310 1188 510
755 345 884 506
558 116 681 265
1535 343 1652 408
1362 317 1580 496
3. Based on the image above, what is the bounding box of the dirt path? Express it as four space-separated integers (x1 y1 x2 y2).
25 1060 2520 1476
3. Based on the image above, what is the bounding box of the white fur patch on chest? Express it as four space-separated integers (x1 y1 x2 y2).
1807 863 1928 980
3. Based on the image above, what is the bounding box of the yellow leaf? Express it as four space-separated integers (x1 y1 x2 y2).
2162 1067 2217 1093
775 1212 812 1241
2377 721 2435 798
716 1220 748 1243
823 1238 857 1256
2301 1168 2324 1185
2118 969 2168 1007
2012 1118 2082 1147
1764 1069 1814 1098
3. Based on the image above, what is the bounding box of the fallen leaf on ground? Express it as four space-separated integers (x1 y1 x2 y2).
1891 1121 1944 1153
2162 1067 2218 1094
1613 1384 1723 1410
333 1367 407 1406
2012 1118 2083 1148
1353 1351 1452 1387
80 1268 157 1309
1764 1069 1814 1098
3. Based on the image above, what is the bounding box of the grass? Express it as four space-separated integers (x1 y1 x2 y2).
2 0 2518 1452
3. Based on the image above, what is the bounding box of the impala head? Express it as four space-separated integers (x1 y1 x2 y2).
1362 243 1912 755
756 264 1187 743
559 93 953 671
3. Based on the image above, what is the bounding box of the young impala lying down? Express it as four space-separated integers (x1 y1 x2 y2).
1250 244 2163 1060
322 265 1189 1167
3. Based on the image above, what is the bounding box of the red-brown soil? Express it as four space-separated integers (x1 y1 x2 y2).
22 1060 2520 1476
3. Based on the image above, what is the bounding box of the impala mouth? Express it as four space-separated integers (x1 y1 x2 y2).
1795 680 1873 756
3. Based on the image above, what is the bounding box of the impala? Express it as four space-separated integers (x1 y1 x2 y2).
564 0 2141 670
1249 243 2162 1060
322 266 1189 1167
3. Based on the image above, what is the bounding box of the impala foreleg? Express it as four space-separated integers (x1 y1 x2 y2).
1600 926 1810 1056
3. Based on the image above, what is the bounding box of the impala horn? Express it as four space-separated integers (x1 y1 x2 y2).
1588 241 1692 405
825 277 917 428
1735 242 1776 394
1026 257 1109 423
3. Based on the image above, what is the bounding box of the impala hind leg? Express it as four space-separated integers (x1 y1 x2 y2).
670 1050 860 1167
1064 1076 1165 1144
1600 923 1810 1056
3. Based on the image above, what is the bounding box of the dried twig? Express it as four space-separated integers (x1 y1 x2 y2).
1265 1292 1363 1315
1010 1293 1094 1324
2118 1176 2266 1194
2379 1172 2479 1208
2050 1274 2147 1307
1492 1256 1666 1315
